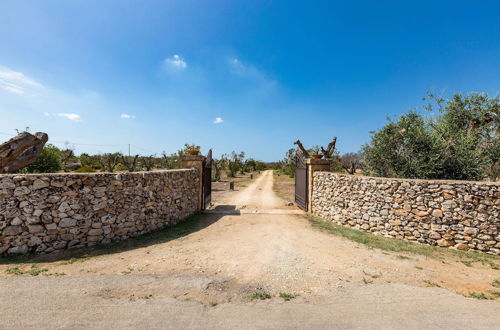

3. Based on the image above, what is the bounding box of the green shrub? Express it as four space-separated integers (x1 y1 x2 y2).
22 144 62 173
362 93 500 181
73 165 96 173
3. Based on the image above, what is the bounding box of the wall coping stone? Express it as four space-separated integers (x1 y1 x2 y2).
314 171 500 186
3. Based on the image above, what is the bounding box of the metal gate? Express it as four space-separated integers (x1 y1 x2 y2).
202 149 212 210
295 148 308 211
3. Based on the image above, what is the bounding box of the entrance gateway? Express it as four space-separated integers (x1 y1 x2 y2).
294 146 308 211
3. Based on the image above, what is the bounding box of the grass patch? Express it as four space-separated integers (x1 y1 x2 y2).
492 279 500 288
279 292 298 301
362 277 373 285
60 254 92 265
397 255 411 260
246 291 272 301
27 264 48 276
209 301 218 307
5 266 24 275
422 280 441 288
5 264 48 276
415 266 424 270
461 260 473 267
121 267 134 275
307 215 500 270
466 292 491 300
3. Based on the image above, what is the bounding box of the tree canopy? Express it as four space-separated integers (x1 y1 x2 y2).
362 93 500 181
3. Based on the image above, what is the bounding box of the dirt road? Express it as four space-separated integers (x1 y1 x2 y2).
1 170 499 329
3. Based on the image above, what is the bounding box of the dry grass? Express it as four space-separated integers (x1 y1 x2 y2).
272 171 295 203
213 171 262 191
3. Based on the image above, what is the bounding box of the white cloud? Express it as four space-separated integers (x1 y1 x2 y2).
213 117 224 124
164 54 187 70
120 113 135 119
43 112 50 117
0 67 42 95
57 113 81 122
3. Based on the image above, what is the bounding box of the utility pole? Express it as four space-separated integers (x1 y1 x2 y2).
128 144 131 157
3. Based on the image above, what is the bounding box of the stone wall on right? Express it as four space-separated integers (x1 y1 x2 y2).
312 172 499 255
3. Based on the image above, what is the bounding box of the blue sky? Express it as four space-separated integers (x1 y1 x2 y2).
1 0 499 161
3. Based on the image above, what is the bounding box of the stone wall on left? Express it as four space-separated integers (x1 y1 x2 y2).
0 169 199 255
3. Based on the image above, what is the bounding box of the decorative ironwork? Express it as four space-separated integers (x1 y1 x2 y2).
202 149 212 210
295 144 308 211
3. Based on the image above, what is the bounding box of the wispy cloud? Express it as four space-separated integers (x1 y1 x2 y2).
57 113 82 122
213 117 224 124
0 66 42 95
120 113 136 119
164 54 187 70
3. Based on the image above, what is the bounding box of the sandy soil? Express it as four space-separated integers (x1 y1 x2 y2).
1 170 499 329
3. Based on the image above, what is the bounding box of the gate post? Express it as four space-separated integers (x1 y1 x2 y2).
181 155 205 211
306 158 331 213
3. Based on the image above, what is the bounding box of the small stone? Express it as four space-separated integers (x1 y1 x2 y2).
58 202 72 213
0 179 16 189
11 217 22 226
28 236 42 247
87 229 104 236
431 209 443 217
13 186 30 196
463 227 479 236
3 226 23 236
45 223 57 230
32 209 43 217
414 210 429 217
27 216 40 225
32 179 49 190
437 239 455 247
8 245 28 254
28 225 44 234
59 218 77 228
428 231 441 240
455 243 469 251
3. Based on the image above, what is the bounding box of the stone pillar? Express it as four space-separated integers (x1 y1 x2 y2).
306 158 331 213
181 155 205 211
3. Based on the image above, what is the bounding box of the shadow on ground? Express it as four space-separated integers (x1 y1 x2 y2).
0 210 238 265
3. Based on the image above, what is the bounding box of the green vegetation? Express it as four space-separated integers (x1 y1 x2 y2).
466 292 490 300
60 254 92 265
492 279 500 288
27 264 48 276
73 165 96 173
5 264 48 276
12 139 268 175
363 93 500 181
246 291 272 301
422 280 441 288
279 292 298 301
307 215 500 270
5 266 24 275
21 144 63 173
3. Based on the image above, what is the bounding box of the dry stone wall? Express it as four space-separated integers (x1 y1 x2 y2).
312 172 499 255
0 169 199 255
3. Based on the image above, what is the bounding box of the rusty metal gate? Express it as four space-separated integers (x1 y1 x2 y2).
295 148 308 211
202 149 212 210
